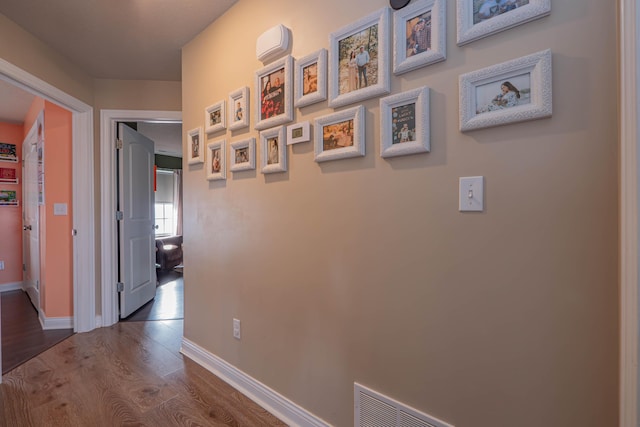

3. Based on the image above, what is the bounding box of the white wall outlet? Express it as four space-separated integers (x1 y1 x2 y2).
459 176 484 212
233 318 241 340
0 261 4 270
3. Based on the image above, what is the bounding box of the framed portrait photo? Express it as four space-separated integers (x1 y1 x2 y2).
328 7 391 108
204 100 226 134
255 55 294 131
294 49 328 108
287 121 311 145
314 105 365 163
260 126 287 174
187 127 204 164
459 49 552 132
230 138 256 172
380 87 430 158
206 139 226 181
456 0 551 46
228 87 250 131
393 0 446 75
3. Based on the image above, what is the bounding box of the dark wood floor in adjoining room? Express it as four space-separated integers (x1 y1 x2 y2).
123 270 184 322
1 290 74 375
0 320 286 426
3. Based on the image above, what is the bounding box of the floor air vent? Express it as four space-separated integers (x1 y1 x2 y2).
354 383 454 427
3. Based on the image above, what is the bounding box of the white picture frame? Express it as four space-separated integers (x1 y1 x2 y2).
380 87 430 158
228 87 250 131
206 139 226 181
287 121 311 145
187 126 204 165
393 0 446 75
456 0 551 46
230 138 256 172
459 49 552 132
255 55 294 131
204 100 226 134
314 105 365 163
328 7 391 108
260 126 287 174
294 49 328 108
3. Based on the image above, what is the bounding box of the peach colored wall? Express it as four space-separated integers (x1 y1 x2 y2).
0 123 24 285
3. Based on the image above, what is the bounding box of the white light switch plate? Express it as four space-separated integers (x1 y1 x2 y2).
459 176 484 212
53 203 68 216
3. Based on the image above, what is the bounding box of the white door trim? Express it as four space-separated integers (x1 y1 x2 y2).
100 109 182 327
0 58 96 333
620 0 639 425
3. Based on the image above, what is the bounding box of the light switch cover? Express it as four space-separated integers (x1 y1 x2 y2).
459 176 484 212
53 203 68 216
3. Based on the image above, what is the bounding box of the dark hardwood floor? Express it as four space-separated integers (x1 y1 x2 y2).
0 320 286 426
1 290 74 375
122 269 184 322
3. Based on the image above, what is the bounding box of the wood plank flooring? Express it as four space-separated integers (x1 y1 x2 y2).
0 320 287 426
123 270 184 322
1 290 74 374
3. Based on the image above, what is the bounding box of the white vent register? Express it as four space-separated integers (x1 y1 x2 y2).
354 383 454 427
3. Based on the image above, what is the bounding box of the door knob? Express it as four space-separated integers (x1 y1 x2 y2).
154 224 159 230
23 225 32 231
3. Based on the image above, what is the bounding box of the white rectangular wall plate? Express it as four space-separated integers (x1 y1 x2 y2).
53 203 68 216
459 176 484 212
233 318 241 340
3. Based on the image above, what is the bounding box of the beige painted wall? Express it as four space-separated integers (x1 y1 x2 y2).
185 0 618 425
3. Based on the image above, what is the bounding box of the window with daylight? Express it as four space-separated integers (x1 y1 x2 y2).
155 169 176 236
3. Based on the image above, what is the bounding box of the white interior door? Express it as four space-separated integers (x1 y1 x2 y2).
118 124 156 318
22 122 40 310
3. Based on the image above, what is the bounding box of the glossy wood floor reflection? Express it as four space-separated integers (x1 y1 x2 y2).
123 270 184 322
0 320 287 426
1 290 74 374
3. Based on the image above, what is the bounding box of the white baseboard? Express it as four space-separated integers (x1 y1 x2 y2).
0 281 23 293
38 311 74 330
180 338 332 427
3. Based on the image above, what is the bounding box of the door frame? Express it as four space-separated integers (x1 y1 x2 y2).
620 0 639 425
100 109 181 327
0 58 96 333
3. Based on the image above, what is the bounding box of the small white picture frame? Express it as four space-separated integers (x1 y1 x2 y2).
380 86 430 158
255 55 294 131
187 127 204 165
206 139 226 181
204 100 226 134
393 0 446 75
287 121 311 145
456 0 551 46
459 49 552 132
260 126 287 174
314 105 365 163
294 49 328 108
328 7 391 109
228 87 250 131
230 138 256 172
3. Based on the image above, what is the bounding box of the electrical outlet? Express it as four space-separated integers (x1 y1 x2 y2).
233 318 241 340
0 261 4 270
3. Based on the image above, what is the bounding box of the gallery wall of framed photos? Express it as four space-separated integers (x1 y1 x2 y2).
181 0 618 426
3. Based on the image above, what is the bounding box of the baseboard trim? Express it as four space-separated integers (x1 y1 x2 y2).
38 311 74 330
0 282 23 293
180 338 332 427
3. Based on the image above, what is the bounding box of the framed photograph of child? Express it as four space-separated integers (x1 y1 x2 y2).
314 105 365 163
328 7 391 108
393 0 446 75
228 87 250 131
459 49 552 131
230 138 256 172
260 126 287 174
204 100 226 134
206 139 226 181
255 56 294 131
294 49 328 108
187 127 204 164
380 87 430 158
456 0 550 46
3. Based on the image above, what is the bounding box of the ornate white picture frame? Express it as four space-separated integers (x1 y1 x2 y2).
204 100 226 134
294 49 328 108
314 105 365 163
456 0 551 46
186 126 204 165
393 0 446 75
459 49 552 131
260 126 287 174
255 55 294 131
230 138 256 172
228 87 250 131
328 7 391 108
206 139 226 181
380 87 430 158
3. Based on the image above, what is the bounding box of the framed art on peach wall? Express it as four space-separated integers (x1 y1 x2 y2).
380 86 430 158
230 138 256 172
260 126 287 174
206 139 226 181
187 127 204 164
314 105 365 162
228 87 250 131
294 49 328 108
255 56 294 131
204 100 226 134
